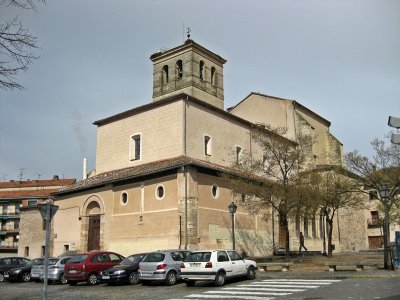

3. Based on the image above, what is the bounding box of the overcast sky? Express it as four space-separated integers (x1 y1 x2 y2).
0 0 399 181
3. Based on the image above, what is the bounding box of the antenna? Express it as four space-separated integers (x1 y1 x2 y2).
18 168 25 182
35 173 41 181
0 172 8 182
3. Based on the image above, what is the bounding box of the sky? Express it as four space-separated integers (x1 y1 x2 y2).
0 0 399 181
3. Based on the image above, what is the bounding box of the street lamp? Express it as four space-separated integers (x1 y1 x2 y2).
378 185 391 270
228 202 237 250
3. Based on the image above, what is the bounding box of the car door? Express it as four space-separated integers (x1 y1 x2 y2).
216 251 233 277
227 250 246 277
90 253 110 274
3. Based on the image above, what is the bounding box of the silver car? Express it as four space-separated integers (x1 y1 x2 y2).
44 256 72 284
138 250 191 285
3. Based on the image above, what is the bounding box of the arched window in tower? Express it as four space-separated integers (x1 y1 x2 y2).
211 66 216 85
199 60 205 80
162 65 169 84
176 60 183 79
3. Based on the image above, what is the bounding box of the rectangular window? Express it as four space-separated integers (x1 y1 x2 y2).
42 219 46 230
236 146 242 164
28 199 37 206
204 136 211 156
64 244 70 251
370 211 379 226
130 134 141 161
41 246 45 256
24 247 29 257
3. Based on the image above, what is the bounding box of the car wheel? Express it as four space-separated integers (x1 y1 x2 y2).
59 273 68 284
22 272 31 282
87 273 98 286
165 271 177 286
128 272 139 285
185 280 196 287
0 272 4 282
247 266 256 280
214 271 225 286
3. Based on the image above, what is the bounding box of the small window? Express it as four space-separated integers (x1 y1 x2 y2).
130 134 141 161
41 246 45 257
42 219 46 230
64 244 69 251
28 199 37 206
199 60 205 80
211 184 219 199
156 185 165 200
176 60 183 79
162 65 169 84
24 247 29 257
236 146 243 164
204 135 211 156
120 192 128 205
211 66 216 85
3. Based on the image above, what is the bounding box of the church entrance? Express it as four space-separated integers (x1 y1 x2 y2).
87 215 100 251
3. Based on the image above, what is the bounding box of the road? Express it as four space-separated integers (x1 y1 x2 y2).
1 276 399 299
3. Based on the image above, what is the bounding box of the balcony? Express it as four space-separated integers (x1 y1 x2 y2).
0 213 20 219
367 219 381 229
0 228 19 235
0 241 18 250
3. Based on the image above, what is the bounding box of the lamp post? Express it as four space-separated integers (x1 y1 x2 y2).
379 185 391 270
228 202 237 250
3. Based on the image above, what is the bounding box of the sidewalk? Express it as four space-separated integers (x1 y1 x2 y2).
256 251 400 279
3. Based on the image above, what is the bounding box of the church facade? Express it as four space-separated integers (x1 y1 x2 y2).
50 39 365 257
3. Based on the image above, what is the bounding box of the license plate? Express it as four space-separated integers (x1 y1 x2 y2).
69 270 77 273
4 274 9 278
102 276 110 280
190 263 201 267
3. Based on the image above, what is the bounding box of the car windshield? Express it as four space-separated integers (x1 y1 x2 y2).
49 259 59 265
31 258 45 266
68 255 87 263
184 252 211 262
142 253 165 263
120 254 144 265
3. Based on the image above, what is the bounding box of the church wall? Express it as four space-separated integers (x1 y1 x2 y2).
185 102 251 166
95 100 184 174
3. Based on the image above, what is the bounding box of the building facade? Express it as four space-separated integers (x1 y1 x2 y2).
50 39 365 258
0 177 75 258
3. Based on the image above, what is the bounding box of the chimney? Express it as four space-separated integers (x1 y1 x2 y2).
53 175 59 180
83 157 87 180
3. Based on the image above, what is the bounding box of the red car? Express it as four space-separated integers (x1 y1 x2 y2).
64 251 125 285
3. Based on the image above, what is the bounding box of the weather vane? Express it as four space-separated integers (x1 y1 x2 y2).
186 27 191 39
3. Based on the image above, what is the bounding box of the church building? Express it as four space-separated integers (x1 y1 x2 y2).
49 39 359 257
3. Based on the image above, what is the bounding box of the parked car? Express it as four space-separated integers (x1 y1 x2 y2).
4 258 45 282
180 249 257 286
31 258 57 282
138 250 191 286
34 256 71 284
0 257 31 282
100 253 146 285
64 251 125 286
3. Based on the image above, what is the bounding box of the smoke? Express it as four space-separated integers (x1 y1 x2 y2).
72 110 88 156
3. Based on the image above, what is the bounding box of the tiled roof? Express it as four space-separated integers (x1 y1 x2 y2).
54 156 232 196
0 189 61 199
0 179 76 189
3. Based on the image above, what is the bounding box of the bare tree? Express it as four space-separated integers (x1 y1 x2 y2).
0 0 44 90
310 166 365 256
226 126 315 260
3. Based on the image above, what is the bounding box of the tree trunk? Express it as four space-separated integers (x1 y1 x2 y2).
327 218 334 257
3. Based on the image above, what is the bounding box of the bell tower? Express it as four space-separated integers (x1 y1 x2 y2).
150 39 226 109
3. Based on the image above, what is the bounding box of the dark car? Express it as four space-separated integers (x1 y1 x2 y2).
0 257 31 282
64 251 125 285
100 253 146 285
5 258 44 282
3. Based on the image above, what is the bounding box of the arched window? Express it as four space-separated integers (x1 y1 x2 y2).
120 192 128 205
176 60 183 79
211 184 219 199
155 184 165 200
162 65 169 84
199 60 205 80
211 66 216 85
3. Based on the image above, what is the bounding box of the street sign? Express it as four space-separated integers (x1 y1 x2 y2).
38 204 59 221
